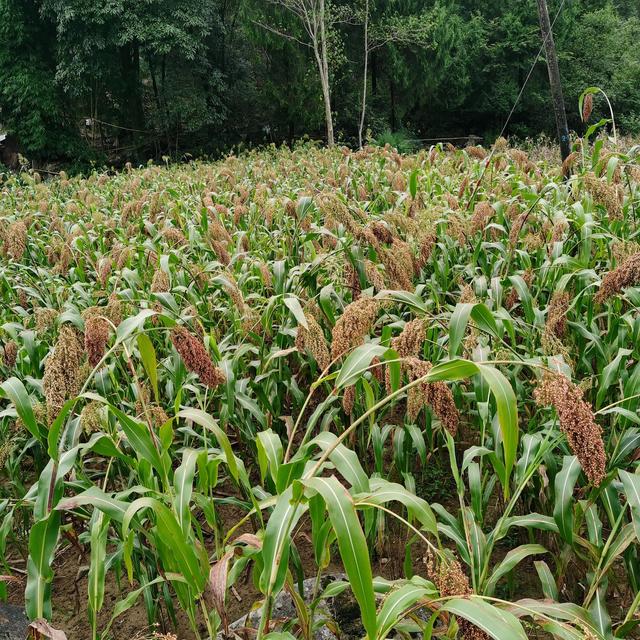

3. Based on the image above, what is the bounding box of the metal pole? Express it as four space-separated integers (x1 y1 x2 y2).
536 0 571 161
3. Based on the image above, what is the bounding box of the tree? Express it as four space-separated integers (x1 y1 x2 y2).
3 0 640 161
0 0 78 159
256 0 345 146
42 0 221 154
358 0 435 147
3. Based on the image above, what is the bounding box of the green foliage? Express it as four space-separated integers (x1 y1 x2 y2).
0 0 77 158
1 0 640 163
372 129 418 153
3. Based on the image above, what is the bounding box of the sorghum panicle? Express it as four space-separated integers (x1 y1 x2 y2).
534 372 606 485
331 297 379 360
405 358 459 434
595 252 640 304
171 326 225 388
296 314 330 371
43 325 85 422
545 291 570 338
392 318 426 358
2 340 18 368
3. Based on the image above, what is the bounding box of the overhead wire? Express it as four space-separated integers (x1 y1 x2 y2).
465 0 569 209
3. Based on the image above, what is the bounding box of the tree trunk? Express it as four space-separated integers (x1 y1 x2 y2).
390 78 397 131
316 55 334 147
536 0 570 161
117 42 144 159
371 51 378 94
318 0 334 146
120 41 144 132
148 55 169 151
358 0 369 148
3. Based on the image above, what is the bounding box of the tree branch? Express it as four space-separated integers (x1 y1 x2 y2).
252 19 312 48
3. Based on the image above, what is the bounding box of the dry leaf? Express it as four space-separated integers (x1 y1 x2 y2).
28 619 68 640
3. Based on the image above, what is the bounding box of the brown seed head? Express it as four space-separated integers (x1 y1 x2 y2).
207 213 232 244
342 385 356 415
459 284 476 304
347 262 363 301
223 273 247 314
458 177 469 199
3 221 27 260
331 297 379 360
470 202 494 235
447 214 468 245
43 325 85 422
466 146 487 160
509 148 534 173
562 152 578 178
80 401 103 435
369 221 394 244
508 212 528 247
35 308 59 332
234 204 248 225
493 136 508 152
436 555 471 598
365 260 386 291
355 225 380 251
113 245 133 269
98 257 112 287
595 252 640 304
2 340 18 367
106 294 123 326
391 171 405 191
171 326 225 388
151 269 170 293
258 262 272 287
612 240 640 264
523 232 544 252
582 93 594 122
416 233 437 271
434 555 488 640
320 194 360 234
392 318 426 358
584 172 623 219
534 372 606 485
84 315 111 367
549 220 568 246
162 227 187 247
379 239 414 291
296 314 330 371
444 193 459 210
210 239 231 266
405 358 459 434
546 291 570 339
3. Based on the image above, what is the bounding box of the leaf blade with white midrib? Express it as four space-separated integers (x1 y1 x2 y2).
303 476 377 640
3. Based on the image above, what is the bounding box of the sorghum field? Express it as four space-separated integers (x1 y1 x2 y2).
2 139 640 640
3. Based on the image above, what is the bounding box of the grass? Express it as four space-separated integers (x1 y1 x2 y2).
0 136 639 640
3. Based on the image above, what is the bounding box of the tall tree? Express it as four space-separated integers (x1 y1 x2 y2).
257 0 341 146
42 0 219 153
0 0 77 159
358 0 434 147
536 0 570 160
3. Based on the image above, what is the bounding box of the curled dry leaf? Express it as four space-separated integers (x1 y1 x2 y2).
28 619 68 640
204 533 262 634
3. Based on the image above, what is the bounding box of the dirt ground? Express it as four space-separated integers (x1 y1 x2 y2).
6 522 431 639
5 478 633 639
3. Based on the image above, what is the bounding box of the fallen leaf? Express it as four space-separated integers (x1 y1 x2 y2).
28 619 68 640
